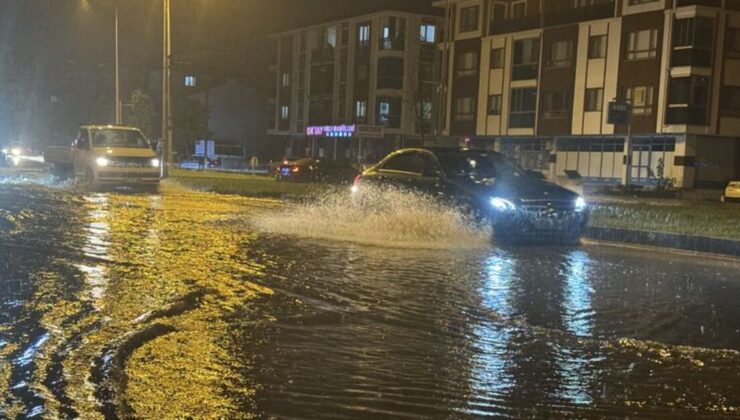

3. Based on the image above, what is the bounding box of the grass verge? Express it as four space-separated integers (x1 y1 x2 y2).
170 168 328 198
590 200 740 241
172 169 740 241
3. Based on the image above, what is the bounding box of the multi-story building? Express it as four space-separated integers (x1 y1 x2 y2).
436 0 740 189
267 10 444 162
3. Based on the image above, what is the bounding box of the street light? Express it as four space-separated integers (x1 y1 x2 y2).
162 0 172 177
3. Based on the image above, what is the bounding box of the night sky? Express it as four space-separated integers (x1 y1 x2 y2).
0 0 437 143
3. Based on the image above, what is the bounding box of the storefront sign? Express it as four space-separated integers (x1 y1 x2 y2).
306 124 356 138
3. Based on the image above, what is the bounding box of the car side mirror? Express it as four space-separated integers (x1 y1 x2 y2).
421 167 442 178
77 137 90 150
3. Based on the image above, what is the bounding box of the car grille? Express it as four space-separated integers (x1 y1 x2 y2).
109 157 152 168
520 198 576 212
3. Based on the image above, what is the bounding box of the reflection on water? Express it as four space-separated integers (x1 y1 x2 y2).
0 183 739 418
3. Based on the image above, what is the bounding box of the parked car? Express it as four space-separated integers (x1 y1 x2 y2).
721 181 740 203
276 158 358 184
352 148 590 244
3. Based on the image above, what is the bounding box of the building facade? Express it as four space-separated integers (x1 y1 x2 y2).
436 0 740 189
267 11 444 162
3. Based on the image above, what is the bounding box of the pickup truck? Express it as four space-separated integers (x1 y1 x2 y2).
45 125 160 189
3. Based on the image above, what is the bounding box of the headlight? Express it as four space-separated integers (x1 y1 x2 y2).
10 147 21 156
95 156 110 167
574 197 587 212
490 197 517 211
151 158 161 168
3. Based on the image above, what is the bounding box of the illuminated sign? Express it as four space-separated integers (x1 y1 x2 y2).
306 124 356 138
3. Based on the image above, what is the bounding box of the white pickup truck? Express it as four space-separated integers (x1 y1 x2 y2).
46 125 160 189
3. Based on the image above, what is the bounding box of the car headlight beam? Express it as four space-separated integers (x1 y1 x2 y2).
490 197 517 212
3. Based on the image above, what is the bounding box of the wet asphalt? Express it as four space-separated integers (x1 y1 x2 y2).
1 177 739 419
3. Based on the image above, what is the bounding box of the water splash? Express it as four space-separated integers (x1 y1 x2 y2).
252 185 491 250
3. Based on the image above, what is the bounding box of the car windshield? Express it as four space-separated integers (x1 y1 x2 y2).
437 152 527 180
91 129 149 148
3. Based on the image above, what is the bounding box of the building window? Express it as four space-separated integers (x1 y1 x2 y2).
542 91 569 118
184 75 196 87
726 27 740 57
584 88 603 112
547 40 573 68
377 57 404 89
509 88 537 128
456 51 478 77
460 6 480 32
420 24 436 43
490 48 504 69
454 97 475 121
355 100 367 122
671 17 714 67
419 101 433 121
376 97 402 128
358 24 370 47
281 73 290 88
512 38 539 80
487 95 502 115
510 0 526 19
666 76 709 125
588 35 607 59
625 86 654 115
280 105 289 120
626 29 658 60
721 86 740 117
356 63 369 81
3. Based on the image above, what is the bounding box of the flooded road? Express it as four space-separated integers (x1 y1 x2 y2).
1 179 739 418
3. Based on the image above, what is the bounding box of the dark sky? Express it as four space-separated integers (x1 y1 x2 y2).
0 0 437 142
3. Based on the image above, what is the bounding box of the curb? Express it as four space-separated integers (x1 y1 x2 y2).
585 226 740 258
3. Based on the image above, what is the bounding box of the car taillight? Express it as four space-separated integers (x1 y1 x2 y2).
291 166 300 173
353 175 362 185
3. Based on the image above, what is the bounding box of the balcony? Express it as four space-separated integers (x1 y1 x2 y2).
489 2 615 35
379 37 405 51
543 1 615 27
512 63 538 81
311 48 335 64
490 16 540 36
675 0 722 7
671 48 712 67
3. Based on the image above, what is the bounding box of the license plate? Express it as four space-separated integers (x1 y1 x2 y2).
280 168 291 175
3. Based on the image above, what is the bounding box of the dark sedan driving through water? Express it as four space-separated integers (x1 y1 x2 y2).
352 148 589 244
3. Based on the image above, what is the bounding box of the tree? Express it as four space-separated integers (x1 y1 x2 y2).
173 95 209 160
125 89 154 137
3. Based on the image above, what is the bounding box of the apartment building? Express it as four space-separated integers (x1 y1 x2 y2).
436 0 740 189
266 11 444 162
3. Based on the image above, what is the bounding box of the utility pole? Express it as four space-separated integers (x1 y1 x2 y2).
161 0 172 177
114 3 121 125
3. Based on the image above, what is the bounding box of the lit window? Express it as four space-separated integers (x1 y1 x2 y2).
184 75 197 87
358 24 370 45
355 100 367 121
281 73 290 88
625 86 654 115
420 24 436 43
280 105 289 120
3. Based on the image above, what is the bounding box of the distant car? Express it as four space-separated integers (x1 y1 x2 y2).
2 144 43 168
276 158 358 184
352 148 590 244
721 181 740 203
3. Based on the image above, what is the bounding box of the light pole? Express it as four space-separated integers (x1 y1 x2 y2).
114 2 121 125
162 0 173 177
